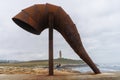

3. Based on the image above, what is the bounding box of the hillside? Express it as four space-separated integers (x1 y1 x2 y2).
0 58 85 67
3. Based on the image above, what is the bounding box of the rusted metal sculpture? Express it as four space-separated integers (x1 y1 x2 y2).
12 3 101 74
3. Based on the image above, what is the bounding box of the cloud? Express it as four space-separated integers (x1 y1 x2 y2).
0 0 120 64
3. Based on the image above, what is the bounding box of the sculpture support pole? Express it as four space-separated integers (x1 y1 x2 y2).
48 14 54 76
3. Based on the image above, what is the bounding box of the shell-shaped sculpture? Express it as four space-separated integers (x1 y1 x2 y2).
12 3 100 74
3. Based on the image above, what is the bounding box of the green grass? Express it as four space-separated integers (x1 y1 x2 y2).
54 58 84 64
0 58 84 67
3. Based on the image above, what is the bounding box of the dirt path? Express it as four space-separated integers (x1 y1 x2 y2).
0 72 120 80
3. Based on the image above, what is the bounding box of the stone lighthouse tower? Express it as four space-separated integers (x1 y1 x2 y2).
59 50 62 58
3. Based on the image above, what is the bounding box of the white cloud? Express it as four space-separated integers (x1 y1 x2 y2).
0 0 120 64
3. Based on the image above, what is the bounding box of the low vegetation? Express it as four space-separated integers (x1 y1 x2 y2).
0 58 85 67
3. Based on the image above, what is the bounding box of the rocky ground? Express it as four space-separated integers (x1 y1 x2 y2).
0 66 79 75
0 66 120 80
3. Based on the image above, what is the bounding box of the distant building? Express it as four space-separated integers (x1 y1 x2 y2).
59 50 62 58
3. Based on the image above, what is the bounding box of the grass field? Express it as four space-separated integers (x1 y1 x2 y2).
0 58 85 67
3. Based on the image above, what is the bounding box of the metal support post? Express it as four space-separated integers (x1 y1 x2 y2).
48 13 54 76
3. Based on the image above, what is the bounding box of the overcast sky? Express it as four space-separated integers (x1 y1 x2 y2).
0 0 120 64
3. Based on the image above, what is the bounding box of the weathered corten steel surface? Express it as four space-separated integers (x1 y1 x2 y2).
12 3 100 74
